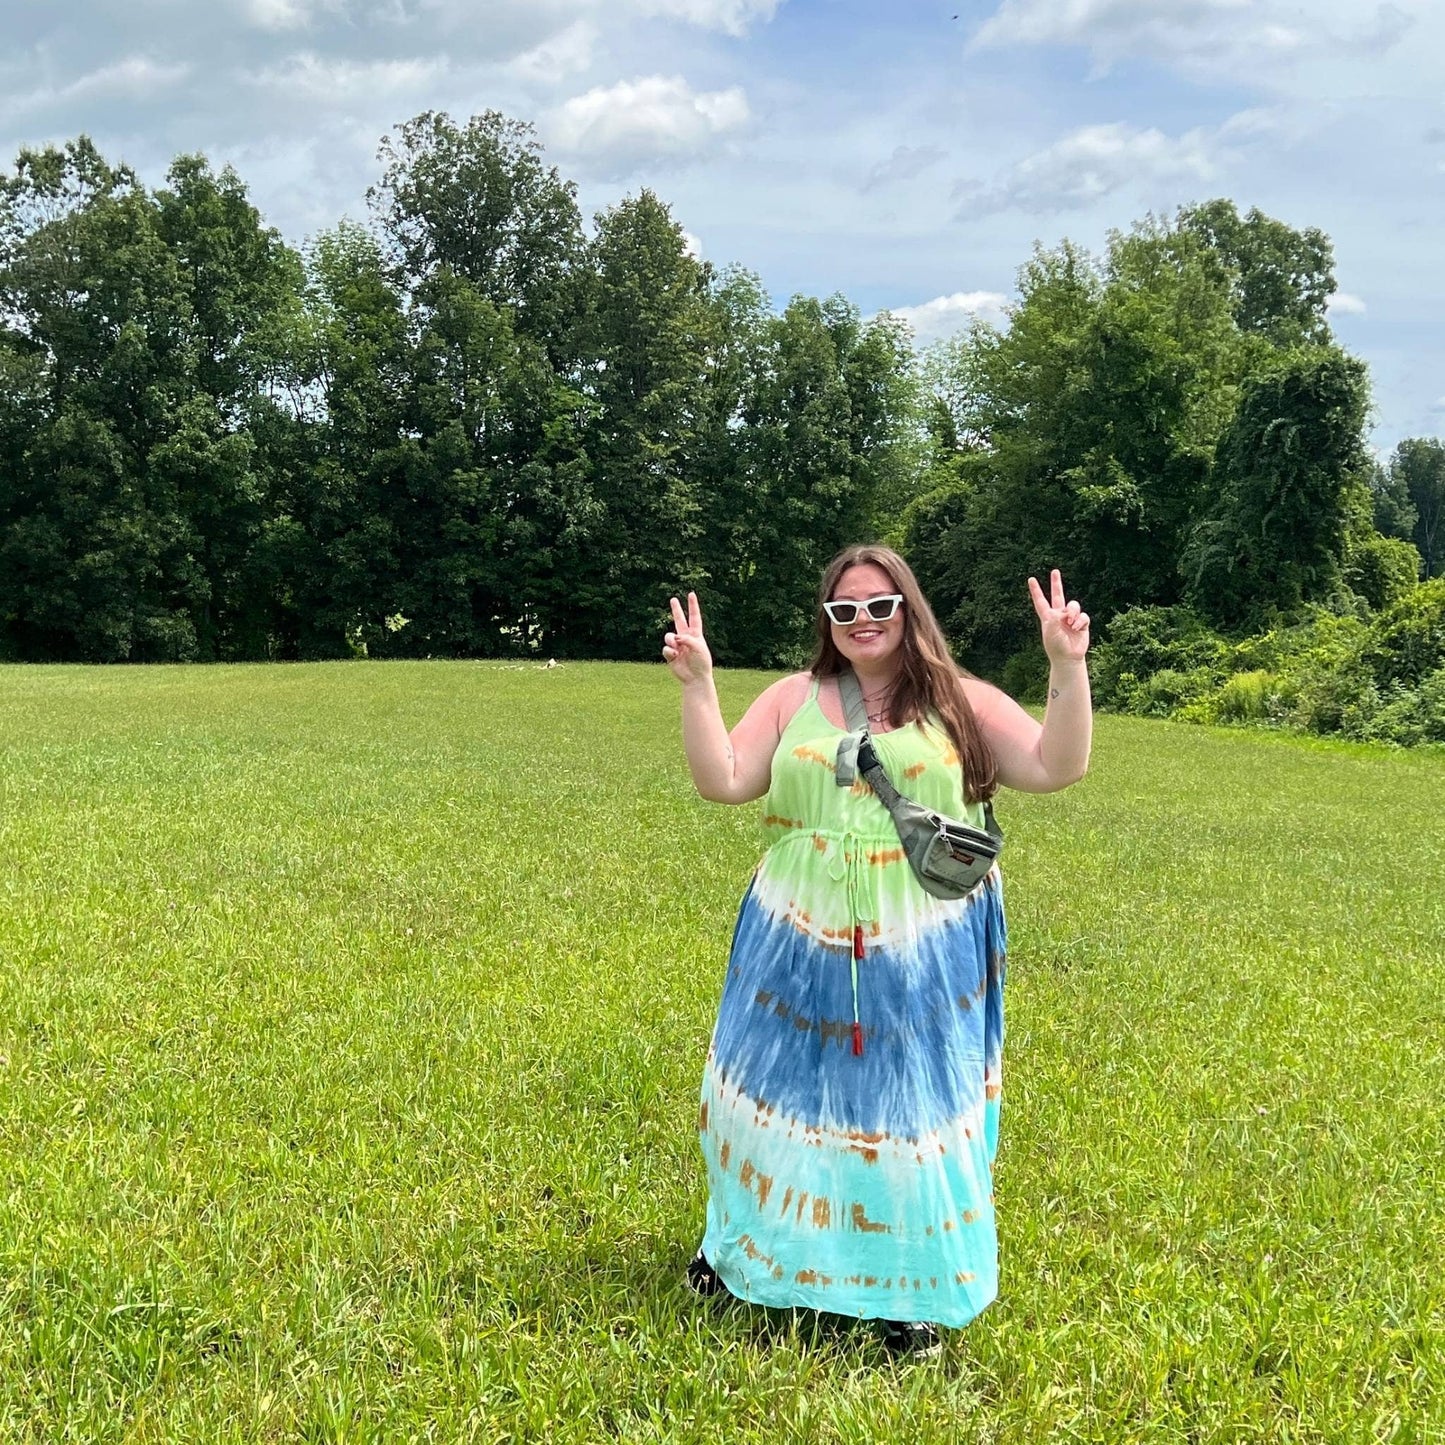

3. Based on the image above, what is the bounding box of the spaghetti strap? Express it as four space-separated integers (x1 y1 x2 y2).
807 673 821 703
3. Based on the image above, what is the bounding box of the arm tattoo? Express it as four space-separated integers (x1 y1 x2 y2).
1050 687 1060 699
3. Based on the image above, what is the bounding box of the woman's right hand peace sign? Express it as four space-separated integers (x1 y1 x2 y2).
663 591 714 684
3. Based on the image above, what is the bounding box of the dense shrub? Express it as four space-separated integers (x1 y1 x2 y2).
1226 610 1368 676
1125 667 1218 717
1343 532 1422 612
1289 666 1377 736
1359 577 1445 688
1211 670 1278 723
997 647 1049 704
1094 582 1445 747
1360 667 1445 745
1090 605 1228 708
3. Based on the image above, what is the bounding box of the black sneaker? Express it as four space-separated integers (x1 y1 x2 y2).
877 1319 943 1359
684 1248 725 1297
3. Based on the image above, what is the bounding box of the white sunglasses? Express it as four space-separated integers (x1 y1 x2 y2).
822 594 903 625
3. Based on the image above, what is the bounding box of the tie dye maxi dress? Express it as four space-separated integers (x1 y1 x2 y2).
698 676 1007 1327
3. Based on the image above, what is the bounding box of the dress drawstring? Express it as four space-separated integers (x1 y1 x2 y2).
851 925 865 1056
826 831 873 1057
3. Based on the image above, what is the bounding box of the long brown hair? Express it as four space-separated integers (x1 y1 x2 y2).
807 544 998 803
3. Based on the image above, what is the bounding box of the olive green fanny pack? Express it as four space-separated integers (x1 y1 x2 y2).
835 669 1002 901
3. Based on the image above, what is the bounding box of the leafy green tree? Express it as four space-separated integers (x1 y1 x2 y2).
0 141 206 659
285 221 413 657
369 111 584 357
394 268 552 657
566 190 712 657
1390 437 1445 579
891 387 984 670
359 112 597 658
1363 454 1418 542
155 155 302 412
908 225 1240 673
0 140 307 660
1178 198 1335 346
720 296 916 667
496 373 599 655
0 326 47 658
838 306 920 540
688 265 771 664
152 155 304 657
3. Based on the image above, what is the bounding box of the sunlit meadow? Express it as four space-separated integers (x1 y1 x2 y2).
0 661 1440 1442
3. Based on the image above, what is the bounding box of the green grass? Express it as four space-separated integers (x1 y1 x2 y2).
0 660 1441 1443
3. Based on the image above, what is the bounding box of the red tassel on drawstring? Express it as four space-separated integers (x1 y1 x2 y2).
852 1021 864 1057
853 924 864 960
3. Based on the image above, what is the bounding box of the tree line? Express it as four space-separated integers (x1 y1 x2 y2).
2 114 1443 678
0 115 914 667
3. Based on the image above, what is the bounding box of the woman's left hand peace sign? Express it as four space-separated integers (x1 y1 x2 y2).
1028 568 1090 664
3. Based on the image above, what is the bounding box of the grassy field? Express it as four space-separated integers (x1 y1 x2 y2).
0 660 1441 1443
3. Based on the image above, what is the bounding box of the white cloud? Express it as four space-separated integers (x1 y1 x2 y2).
629 0 781 38
1 55 191 123
974 0 1303 66
971 0 1426 89
249 53 446 101
682 229 703 259
508 21 595 84
887 291 1010 348
1327 291 1367 316
66 57 192 99
956 122 1214 218
551 75 748 171
243 0 334 32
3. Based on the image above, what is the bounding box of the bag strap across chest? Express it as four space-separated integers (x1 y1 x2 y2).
837 669 907 813
837 668 870 733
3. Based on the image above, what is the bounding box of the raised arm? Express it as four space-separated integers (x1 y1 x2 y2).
965 569 1092 794
663 591 795 805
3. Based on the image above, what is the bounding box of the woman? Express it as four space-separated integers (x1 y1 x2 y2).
662 544 1091 1356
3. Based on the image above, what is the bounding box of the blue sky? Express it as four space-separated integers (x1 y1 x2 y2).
2 0 1442 450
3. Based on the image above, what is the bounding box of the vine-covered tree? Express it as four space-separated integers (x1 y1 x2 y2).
1182 346 1370 627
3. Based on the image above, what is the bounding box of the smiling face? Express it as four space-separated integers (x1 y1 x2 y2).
827 562 906 673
